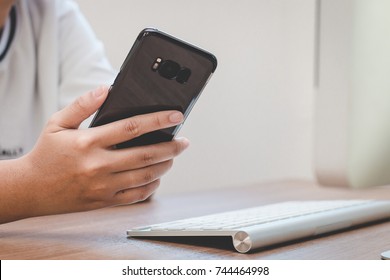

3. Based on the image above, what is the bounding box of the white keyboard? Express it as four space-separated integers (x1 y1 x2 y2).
127 200 390 253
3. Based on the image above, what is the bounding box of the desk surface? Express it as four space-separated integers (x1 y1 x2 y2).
1 180 390 260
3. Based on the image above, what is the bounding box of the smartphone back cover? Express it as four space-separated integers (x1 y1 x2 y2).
91 29 217 148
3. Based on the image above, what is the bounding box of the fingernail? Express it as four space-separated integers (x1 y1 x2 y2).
176 137 190 149
169 112 184 123
93 86 106 98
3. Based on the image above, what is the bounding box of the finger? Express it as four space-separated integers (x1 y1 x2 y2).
50 86 109 130
111 160 173 192
90 110 184 147
107 137 189 172
113 179 161 205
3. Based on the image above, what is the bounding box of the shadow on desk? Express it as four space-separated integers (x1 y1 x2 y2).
132 236 236 252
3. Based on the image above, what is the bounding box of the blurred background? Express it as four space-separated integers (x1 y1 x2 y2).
76 0 316 193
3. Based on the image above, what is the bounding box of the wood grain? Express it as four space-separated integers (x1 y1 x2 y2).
1 180 390 259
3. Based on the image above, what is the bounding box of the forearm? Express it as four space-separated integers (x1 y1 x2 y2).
0 156 37 224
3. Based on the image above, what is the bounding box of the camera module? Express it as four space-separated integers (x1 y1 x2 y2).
152 58 192 83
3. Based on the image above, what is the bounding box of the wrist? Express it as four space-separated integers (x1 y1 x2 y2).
0 155 39 223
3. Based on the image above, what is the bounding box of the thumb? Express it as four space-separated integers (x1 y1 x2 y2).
50 86 109 130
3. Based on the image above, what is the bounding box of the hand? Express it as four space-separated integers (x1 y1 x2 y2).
1 87 189 223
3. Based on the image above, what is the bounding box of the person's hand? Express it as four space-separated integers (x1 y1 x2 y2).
7 87 189 222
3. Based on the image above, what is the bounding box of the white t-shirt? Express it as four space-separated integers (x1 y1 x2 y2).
0 0 116 159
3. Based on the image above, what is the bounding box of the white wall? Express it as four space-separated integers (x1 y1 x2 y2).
76 0 316 193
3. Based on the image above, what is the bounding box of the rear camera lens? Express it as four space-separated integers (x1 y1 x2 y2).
158 60 180 80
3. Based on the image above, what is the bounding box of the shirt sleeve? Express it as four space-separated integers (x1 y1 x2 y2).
56 0 116 109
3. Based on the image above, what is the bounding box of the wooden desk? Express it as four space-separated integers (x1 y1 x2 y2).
1 180 390 260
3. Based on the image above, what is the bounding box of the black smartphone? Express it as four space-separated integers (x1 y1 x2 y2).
89 28 217 148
